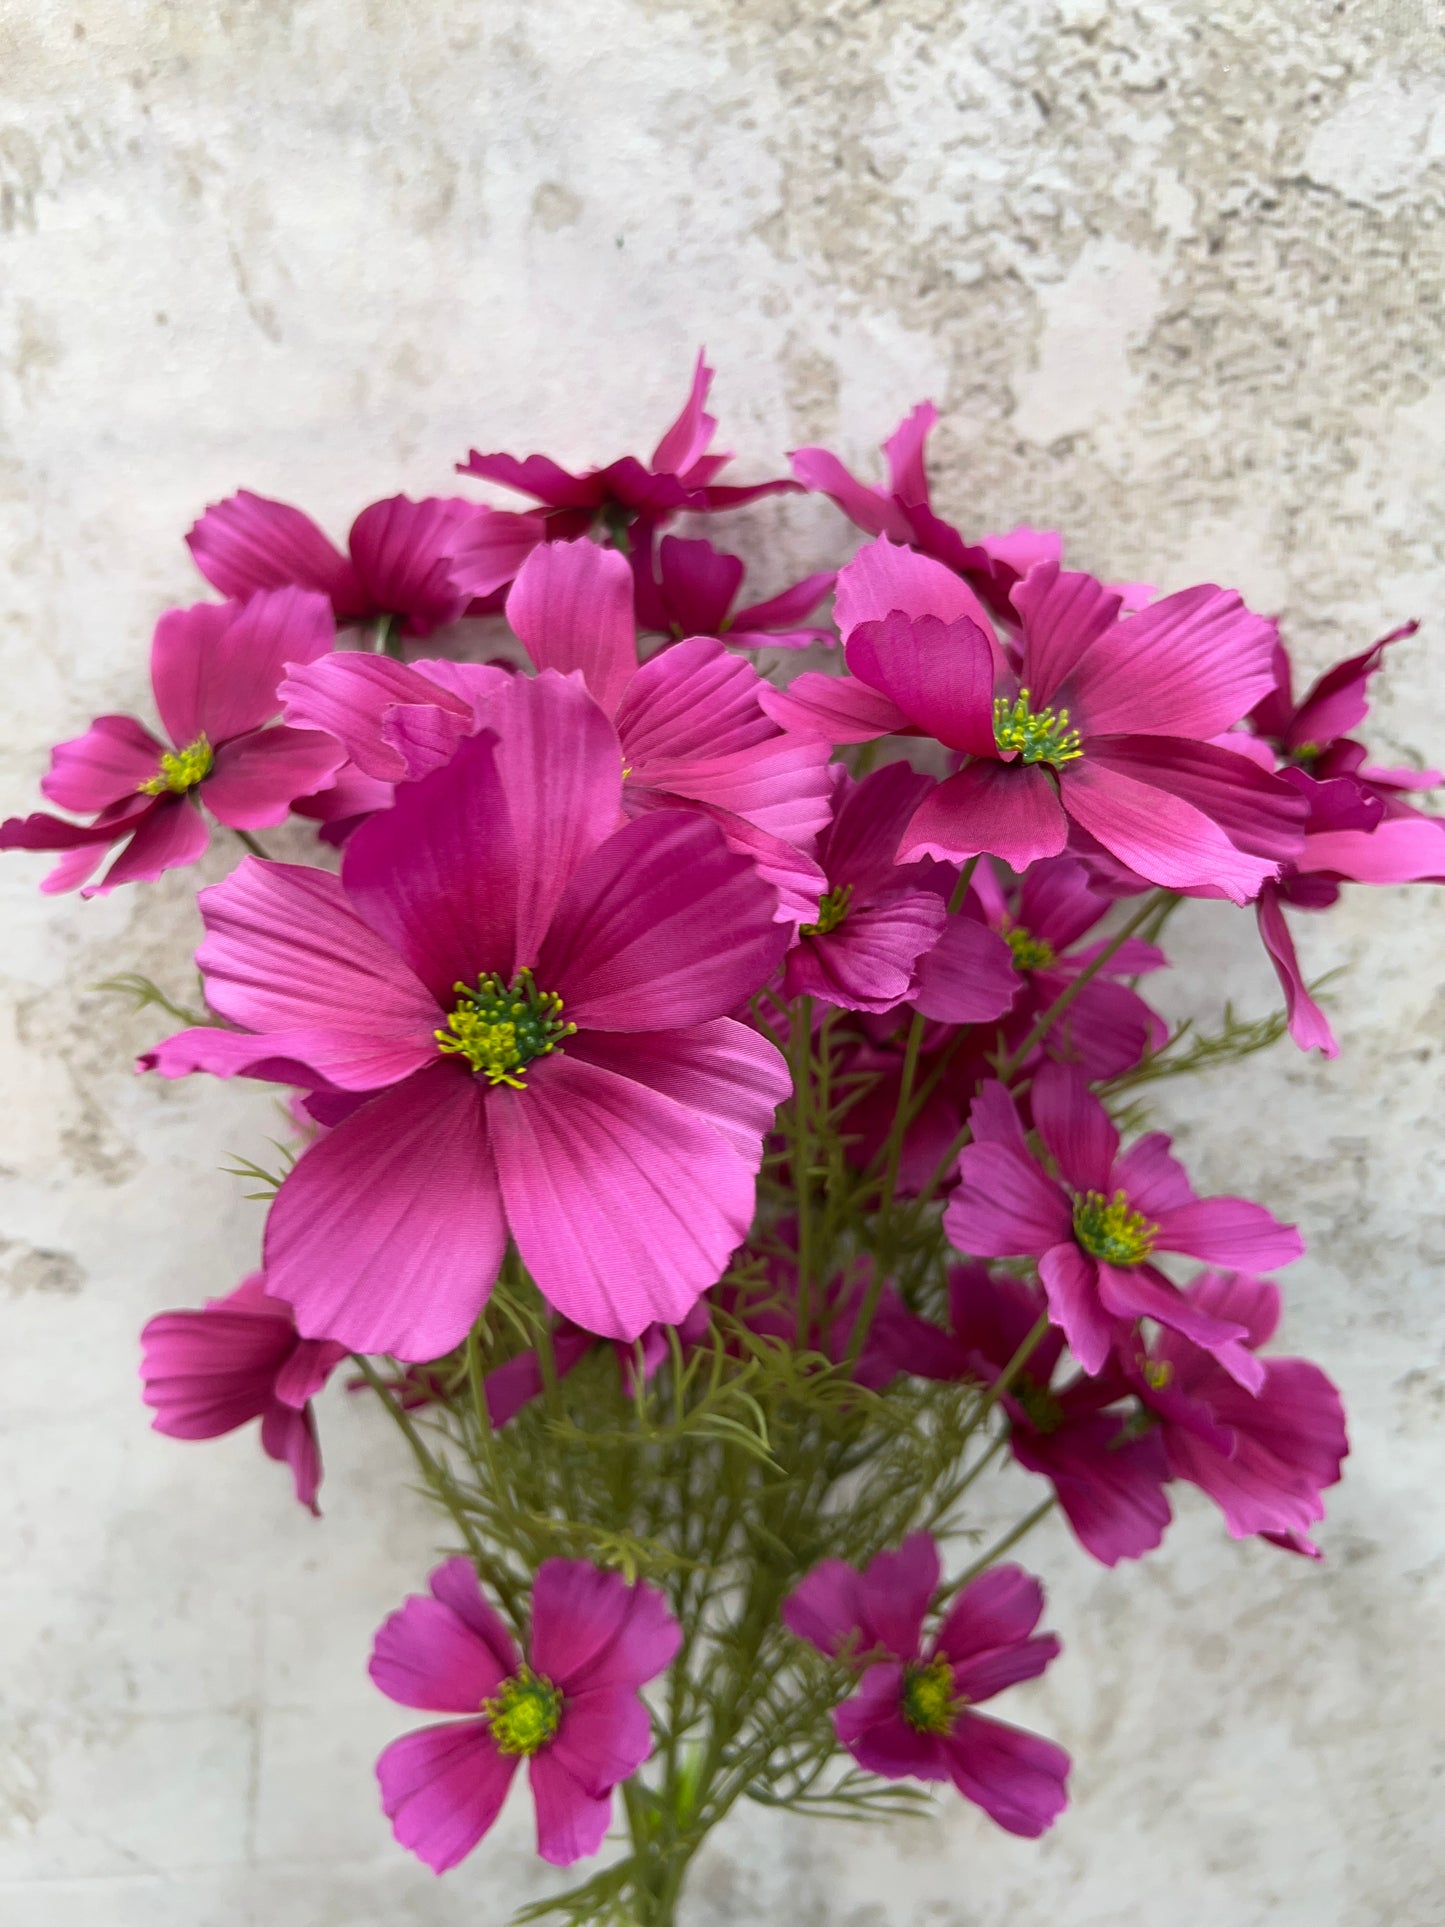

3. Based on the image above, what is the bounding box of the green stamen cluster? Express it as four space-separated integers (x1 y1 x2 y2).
1072 1188 1158 1266
1003 922 1057 972
138 734 213 795
435 966 576 1088
481 1664 563 1756
993 688 1083 766
801 883 854 938
901 1656 961 1735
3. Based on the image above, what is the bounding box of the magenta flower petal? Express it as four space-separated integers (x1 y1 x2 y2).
1094 1262 1258 1388
1010 562 1121 704
834 1664 951 1782
369 1595 513 1713
933 1565 1044 1670
41 714 168 813
258 1402 323 1512
85 793 210 895
428 1557 524 1673
567 1021 789 1164
203 725 345 829
506 538 638 718
141 1300 292 1439
1256 884 1338 1057
845 611 999 757
530 1560 681 1693
1036 1241 1115 1374
943 1712 1069 1838
1029 1062 1118 1195
446 505 550 598
527 1750 613 1867
264 1065 505 1360
537 812 784 1032
790 447 911 541
1151 1198 1305 1272
187 489 365 616
551 1688 655 1797
1187 1268 1282 1349
1014 1420 1171 1567
781 1559 867 1657
347 495 476 635
788 891 947 1012
1057 758 1275 902
947 1633 1060 1706
489 1053 761 1339
855 1532 941 1659
187 857 441 1090
945 1144 1074 1259
279 652 479 783
341 731 520 1000
899 761 1069 870
833 534 994 637
758 671 912 743
151 588 334 747
1109 1132 1196 1216
1063 585 1276 738
1297 816 1445 883
911 914 1019 1024
376 1720 516 1874
730 568 835 636
1095 736 1306 865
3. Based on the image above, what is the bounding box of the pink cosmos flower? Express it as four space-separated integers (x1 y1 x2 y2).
970 856 1168 1079
791 401 1150 623
139 1272 346 1513
1124 1271 1348 1554
144 672 791 1356
371 1556 680 1871
764 539 1304 900
943 1064 1304 1379
782 1534 1069 1837
782 762 1010 1015
0 588 343 894
187 491 499 636
282 537 834 921
457 351 797 539
902 1265 1171 1566
631 529 835 650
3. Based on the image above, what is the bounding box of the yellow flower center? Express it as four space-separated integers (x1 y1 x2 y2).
435 967 575 1088
1072 1188 1158 1266
1003 921 1057 972
993 689 1083 767
138 734 213 795
1139 1356 1174 1392
800 883 854 938
481 1665 562 1757
901 1656 960 1736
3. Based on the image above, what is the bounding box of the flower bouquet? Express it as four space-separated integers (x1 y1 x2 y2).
7 358 1440 1924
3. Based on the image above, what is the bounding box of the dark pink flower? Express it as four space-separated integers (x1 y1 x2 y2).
943 1064 1304 1378
457 352 797 539
144 672 791 1356
1 588 343 894
903 1265 1170 1566
792 401 1149 624
139 1272 346 1513
780 760 1019 1020
187 491 498 636
783 1534 1069 1837
371 1556 680 1871
765 540 1304 901
970 856 1167 1078
1124 1271 1348 1552
631 529 835 650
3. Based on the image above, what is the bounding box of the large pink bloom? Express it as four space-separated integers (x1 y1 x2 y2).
902 1265 1171 1567
0 588 342 893
783 1534 1069 1838
457 350 797 532
282 537 834 920
764 539 1303 901
144 673 791 1355
631 528 835 650
139 1272 346 1513
943 1065 1304 1379
187 491 499 635
1125 1271 1348 1553
371 1556 680 1871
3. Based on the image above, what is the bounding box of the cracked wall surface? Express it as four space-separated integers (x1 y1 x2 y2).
1 3 1442 1923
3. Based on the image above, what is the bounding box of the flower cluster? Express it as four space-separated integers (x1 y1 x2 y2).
11 361 1437 1923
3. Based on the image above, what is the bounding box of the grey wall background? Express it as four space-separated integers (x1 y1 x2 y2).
2 4 1443 1923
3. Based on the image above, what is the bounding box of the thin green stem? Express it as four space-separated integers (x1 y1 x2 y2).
938 1496 1057 1602
232 828 272 860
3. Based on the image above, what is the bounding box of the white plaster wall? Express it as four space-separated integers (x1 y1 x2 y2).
1 4 1442 1923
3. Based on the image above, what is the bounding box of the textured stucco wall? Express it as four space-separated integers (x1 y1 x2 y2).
2 4 1443 1923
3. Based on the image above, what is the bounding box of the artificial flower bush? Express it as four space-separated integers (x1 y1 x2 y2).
7 356 1439 1923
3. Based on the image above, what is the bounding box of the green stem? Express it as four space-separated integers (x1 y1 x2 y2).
938 1496 1056 1602
791 996 816 1345
232 828 272 860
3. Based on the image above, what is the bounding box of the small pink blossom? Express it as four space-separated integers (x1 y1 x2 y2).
631 529 835 650
783 1534 1069 1837
139 1272 346 1513
371 1557 680 1871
